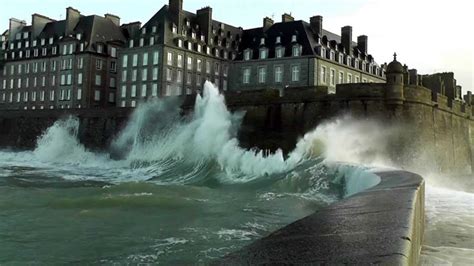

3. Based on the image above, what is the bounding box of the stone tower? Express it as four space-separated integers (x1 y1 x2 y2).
385 53 405 104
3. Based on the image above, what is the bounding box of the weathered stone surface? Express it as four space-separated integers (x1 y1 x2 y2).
215 170 425 265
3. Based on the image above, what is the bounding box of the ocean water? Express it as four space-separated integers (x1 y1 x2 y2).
0 82 379 264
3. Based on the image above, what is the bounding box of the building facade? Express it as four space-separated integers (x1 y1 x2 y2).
229 15 386 93
117 0 242 108
0 8 126 110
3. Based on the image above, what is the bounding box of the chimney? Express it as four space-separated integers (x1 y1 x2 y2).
32 14 54 39
341 26 352 55
196 7 213 43
263 17 274 31
105 14 120 27
408 69 418 85
282 13 294 23
357 35 368 54
465 91 473 105
65 7 81 36
310 15 323 36
8 18 26 41
121 22 142 38
169 0 183 30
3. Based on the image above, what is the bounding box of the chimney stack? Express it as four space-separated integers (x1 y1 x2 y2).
310 15 323 36
263 17 274 31
408 69 419 85
282 13 294 23
357 35 368 54
32 14 54 39
341 26 352 55
105 14 120 27
197 7 213 43
169 0 183 30
8 18 26 41
65 7 81 36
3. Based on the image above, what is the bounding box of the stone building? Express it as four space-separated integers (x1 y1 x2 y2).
229 15 386 93
117 0 242 107
0 8 126 110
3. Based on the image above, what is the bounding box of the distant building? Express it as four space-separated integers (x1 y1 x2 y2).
0 8 126 110
229 15 386 93
117 0 242 108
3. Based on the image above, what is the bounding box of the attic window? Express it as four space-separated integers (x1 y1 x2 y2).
244 50 251 61
276 36 281 44
200 35 205 42
192 32 196 39
49 37 54 45
76 33 82 40
260 38 265 45
41 39 45 46
23 32 29 39
172 25 177 34
142 28 146 35
97 44 103 54
129 40 134 48
292 45 301 57
186 20 190 27
178 39 183 48
291 35 297 42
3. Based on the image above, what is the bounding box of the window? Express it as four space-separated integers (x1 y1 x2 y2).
97 44 103 54
330 51 335 61
132 54 138 67
292 35 297 42
196 74 201 87
42 76 46 87
177 54 183 68
339 54 344 64
214 63 220 75
96 59 103 70
244 50 251 61
167 52 173 66
50 76 54 86
320 66 327 84
132 70 137 82
338 71 344 84
121 86 127 98
206 61 211 74
330 69 335 86
152 67 158 81
122 70 127 82
77 89 82 100
139 38 144 47
276 47 284 58
94 90 100 101
40 91 45 101
129 40 134 48
131 100 136 107
51 61 57 71
153 51 159 65
142 69 148 81
122 55 128 68
110 77 116 88
152 84 158 97
50 90 55 101
166 68 172 81
78 73 83 85
109 92 115 103
110 47 117 58
187 57 193 70
178 39 183 48
276 36 281 44
78 58 83 69
110 61 117 72
67 74 72 85
95 75 101 86
291 65 300 82
274 66 283 83
258 67 266 84
292 45 301 57
61 75 66 86
355 76 360 83
197 59 202 72
141 84 147 97
131 85 137 97
152 26 157 33
243 68 251 84
177 70 183 83
347 73 353 83
187 73 192 85
142 53 148 66
260 49 267 59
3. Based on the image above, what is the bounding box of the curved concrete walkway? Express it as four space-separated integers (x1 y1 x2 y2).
216 170 425 265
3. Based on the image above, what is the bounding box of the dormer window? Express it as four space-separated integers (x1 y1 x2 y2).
362 62 366 71
178 39 183 48
40 39 45 46
32 40 37 47
244 49 251 61
206 46 211 55
129 40 134 48
192 32 196 39
197 44 202 53
276 36 281 44
97 44 103 54
186 20 191 27
292 45 301 57
276 47 285 58
330 50 335 61
142 28 146 35
259 48 268 59
355 59 359 69
260 37 265 45
214 49 219 57
291 35 297 42
152 26 157 33
23 32 28 39
182 30 187 36
347 57 351 66
172 25 177 34
339 54 344 64
49 37 54 45
188 42 192 50
321 47 326 58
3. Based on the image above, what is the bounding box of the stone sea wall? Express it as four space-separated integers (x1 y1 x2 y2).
0 85 472 175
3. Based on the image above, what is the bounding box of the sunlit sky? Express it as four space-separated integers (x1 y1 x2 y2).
1 0 473 93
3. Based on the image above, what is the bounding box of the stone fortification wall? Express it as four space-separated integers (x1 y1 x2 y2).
0 83 472 175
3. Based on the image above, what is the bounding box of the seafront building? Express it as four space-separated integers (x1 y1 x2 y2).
0 8 126 110
0 0 470 110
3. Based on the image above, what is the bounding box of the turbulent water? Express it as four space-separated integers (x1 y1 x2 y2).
0 82 471 264
0 82 380 264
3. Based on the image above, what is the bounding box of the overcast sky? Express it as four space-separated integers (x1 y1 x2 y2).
1 0 472 93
